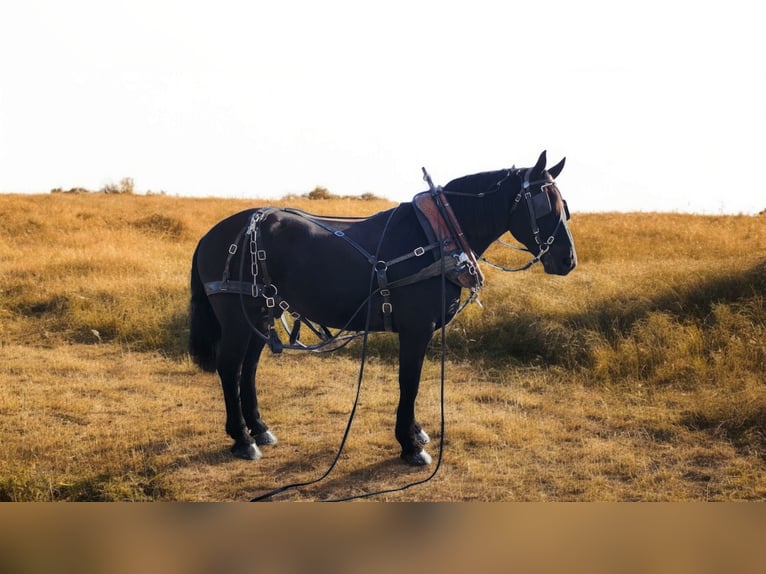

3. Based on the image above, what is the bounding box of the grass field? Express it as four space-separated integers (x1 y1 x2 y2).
1 192 764 501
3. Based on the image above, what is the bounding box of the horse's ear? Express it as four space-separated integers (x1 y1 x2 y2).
548 157 566 179
532 150 547 177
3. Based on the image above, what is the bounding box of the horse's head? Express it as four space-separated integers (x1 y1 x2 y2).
507 151 577 276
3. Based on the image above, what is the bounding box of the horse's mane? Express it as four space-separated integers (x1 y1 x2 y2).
443 169 510 196
441 169 517 240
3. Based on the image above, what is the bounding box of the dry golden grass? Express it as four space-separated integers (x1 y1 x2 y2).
1 192 764 501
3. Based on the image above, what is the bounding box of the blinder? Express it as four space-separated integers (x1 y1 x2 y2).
531 186 552 219
530 183 570 222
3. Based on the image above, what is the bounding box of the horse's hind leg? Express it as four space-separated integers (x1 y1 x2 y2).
217 329 262 460
240 336 277 447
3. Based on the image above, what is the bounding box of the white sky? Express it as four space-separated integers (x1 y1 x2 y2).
1 0 764 213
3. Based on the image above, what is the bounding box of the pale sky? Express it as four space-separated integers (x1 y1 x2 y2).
1 1 764 214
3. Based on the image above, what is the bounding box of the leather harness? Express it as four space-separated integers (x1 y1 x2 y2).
412 189 484 291
204 188 483 348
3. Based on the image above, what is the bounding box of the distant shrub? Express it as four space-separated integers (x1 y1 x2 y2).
306 186 333 200
51 187 91 194
299 187 385 201
50 177 136 195
101 177 135 195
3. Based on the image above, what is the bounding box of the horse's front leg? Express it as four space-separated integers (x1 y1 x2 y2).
240 335 277 447
396 326 434 466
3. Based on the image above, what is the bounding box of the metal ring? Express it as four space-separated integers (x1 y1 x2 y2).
262 284 278 297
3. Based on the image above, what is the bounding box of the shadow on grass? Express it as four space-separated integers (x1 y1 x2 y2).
442 259 766 367
252 456 430 502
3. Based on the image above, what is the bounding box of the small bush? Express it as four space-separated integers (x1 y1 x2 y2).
306 186 333 200
100 177 135 195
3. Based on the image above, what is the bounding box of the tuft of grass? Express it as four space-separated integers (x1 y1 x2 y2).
131 213 187 239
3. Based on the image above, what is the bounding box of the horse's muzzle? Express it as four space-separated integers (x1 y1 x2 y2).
542 248 577 276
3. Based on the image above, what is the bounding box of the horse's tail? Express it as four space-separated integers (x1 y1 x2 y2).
189 243 220 372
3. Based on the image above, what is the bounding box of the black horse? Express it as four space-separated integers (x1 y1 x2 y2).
189 151 577 465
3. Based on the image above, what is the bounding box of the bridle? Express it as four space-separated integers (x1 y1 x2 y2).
441 167 571 272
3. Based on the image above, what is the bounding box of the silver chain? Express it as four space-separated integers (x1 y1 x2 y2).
248 211 267 298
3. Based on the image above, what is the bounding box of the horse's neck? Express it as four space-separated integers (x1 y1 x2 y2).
465 227 503 257
452 196 512 256
445 171 516 256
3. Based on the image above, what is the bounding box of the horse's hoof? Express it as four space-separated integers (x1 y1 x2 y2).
231 442 262 460
253 429 278 446
401 449 432 466
415 429 430 445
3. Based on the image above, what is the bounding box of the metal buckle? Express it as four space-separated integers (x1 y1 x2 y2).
382 302 393 314
265 297 276 308
279 300 290 311
380 288 391 297
257 250 267 261
414 246 425 257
